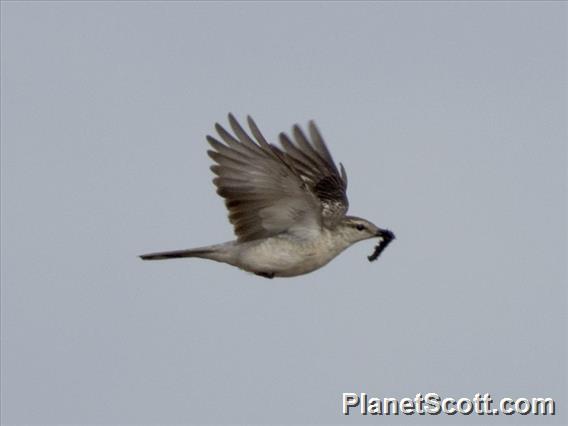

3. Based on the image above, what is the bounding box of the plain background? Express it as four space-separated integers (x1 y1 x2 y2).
1 1 566 425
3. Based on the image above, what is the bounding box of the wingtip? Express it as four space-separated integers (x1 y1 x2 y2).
206 134 222 147
339 162 348 187
246 115 256 128
292 124 308 141
214 122 225 135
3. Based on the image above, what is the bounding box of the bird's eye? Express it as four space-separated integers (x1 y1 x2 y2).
356 224 365 231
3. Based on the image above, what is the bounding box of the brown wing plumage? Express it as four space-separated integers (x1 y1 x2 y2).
279 121 349 226
207 114 349 242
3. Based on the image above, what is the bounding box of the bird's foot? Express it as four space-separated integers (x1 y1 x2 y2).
255 272 275 279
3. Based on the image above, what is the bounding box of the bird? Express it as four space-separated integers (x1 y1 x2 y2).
140 114 395 278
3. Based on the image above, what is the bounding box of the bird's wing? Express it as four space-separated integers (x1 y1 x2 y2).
207 114 349 242
279 120 349 227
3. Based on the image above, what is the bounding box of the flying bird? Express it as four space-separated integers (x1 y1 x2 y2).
140 114 395 278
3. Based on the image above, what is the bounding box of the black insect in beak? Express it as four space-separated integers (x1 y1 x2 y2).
368 229 395 262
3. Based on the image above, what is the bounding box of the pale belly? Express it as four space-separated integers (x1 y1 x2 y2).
236 234 344 277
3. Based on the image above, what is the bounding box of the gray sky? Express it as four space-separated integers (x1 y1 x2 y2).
1 1 566 425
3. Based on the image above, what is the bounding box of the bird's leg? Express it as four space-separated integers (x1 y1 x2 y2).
255 272 275 279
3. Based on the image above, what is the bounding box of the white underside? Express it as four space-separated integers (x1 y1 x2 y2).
208 229 354 277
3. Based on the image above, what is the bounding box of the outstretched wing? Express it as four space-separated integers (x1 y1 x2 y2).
279 121 349 227
207 114 349 242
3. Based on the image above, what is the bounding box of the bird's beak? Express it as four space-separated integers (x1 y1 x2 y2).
376 228 396 241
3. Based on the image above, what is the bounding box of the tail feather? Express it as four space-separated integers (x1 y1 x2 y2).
139 248 214 261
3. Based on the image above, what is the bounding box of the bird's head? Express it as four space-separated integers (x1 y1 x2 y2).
338 216 387 244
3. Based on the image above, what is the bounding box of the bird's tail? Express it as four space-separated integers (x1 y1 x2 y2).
139 247 215 261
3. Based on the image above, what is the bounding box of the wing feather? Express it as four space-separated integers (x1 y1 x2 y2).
207 114 349 241
278 133 323 182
